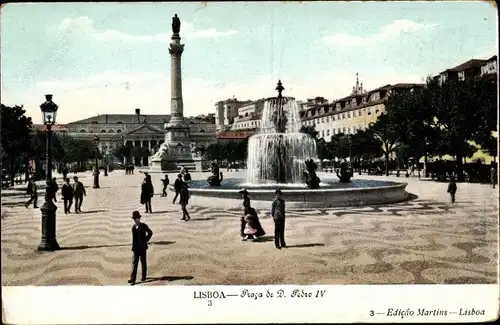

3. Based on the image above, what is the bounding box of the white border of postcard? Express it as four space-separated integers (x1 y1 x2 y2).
2 284 499 323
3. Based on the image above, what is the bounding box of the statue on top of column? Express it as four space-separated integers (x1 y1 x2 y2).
172 14 181 34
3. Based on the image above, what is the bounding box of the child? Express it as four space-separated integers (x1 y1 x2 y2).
447 175 457 204
161 174 169 197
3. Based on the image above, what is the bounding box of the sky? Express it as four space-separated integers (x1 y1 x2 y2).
1 1 497 124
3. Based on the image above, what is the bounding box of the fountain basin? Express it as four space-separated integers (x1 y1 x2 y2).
168 177 409 209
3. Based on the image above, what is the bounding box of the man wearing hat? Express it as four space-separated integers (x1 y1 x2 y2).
128 211 153 285
271 189 287 249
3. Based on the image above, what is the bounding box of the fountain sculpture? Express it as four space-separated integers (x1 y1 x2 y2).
336 161 353 183
246 80 318 185
207 162 223 186
167 80 410 209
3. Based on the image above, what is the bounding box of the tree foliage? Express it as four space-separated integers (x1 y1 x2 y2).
202 140 248 164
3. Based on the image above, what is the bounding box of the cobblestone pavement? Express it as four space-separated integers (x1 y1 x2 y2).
1 170 498 285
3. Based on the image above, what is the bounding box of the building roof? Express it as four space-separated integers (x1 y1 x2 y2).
216 131 255 140
486 55 498 62
445 59 487 73
67 114 171 125
33 124 68 132
124 123 163 135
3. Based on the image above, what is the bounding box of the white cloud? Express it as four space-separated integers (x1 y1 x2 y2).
54 16 239 42
323 19 438 47
0 68 425 124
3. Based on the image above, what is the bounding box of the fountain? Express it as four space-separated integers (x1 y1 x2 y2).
168 81 410 209
246 80 317 185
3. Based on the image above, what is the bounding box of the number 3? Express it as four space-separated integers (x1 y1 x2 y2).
208 300 212 306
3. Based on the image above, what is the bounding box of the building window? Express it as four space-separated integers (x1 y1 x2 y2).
342 113 345 119
353 111 357 117
367 108 372 115
458 71 465 81
347 112 351 118
326 129 330 136
101 130 106 133
359 110 363 116
80 129 86 133
332 115 336 121
117 121 122 124
117 130 122 133
375 109 380 114
200 129 205 133
108 130 114 133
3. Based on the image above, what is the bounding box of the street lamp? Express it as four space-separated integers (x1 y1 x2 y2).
38 94 60 251
93 135 100 188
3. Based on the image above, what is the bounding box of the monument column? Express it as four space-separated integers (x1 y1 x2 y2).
151 13 194 172
168 31 185 126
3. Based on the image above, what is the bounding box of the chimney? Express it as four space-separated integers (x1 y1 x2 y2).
135 108 141 123
105 114 109 124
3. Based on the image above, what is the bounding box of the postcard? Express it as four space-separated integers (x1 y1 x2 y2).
1 1 498 324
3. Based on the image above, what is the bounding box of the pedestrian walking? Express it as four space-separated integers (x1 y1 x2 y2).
172 174 183 204
271 189 287 249
447 175 457 204
128 211 153 285
72 176 86 213
490 164 497 189
25 178 38 208
179 182 191 221
61 177 74 214
183 169 192 182
140 174 154 213
161 174 169 197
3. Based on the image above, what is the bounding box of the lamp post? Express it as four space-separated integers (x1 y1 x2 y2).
38 94 60 251
93 135 100 188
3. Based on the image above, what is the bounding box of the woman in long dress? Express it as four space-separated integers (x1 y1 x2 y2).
241 199 265 241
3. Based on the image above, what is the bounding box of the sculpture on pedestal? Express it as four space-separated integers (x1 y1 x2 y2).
207 162 224 186
303 159 321 189
172 14 181 34
336 161 353 183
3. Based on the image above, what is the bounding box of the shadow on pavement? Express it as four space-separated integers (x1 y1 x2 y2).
286 243 325 248
139 275 194 284
61 241 176 250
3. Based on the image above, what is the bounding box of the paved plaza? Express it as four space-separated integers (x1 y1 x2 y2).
1 171 498 286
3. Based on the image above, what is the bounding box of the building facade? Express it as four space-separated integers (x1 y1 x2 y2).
216 56 498 145
60 108 216 165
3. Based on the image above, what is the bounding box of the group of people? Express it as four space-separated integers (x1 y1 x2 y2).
25 176 87 213
239 188 287 249
140 166 192 221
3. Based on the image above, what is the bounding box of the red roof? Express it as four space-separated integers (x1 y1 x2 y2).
216 131 255 140
33 124 68 132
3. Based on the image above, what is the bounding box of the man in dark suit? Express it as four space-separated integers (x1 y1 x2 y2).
128 211 153 285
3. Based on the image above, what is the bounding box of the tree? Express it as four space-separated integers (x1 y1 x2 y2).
299 125 318 139
368 113 402 176
430 77 496 180
112 144 131 164
350 130 383 172
329 133 350 159
202 140 248 165
1 104 33 185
